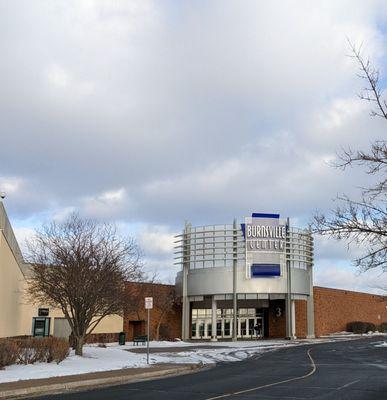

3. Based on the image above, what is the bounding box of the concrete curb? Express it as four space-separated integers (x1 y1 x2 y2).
0 363 210 399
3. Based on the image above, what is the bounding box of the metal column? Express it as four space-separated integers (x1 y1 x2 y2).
181 221 191 340
232 218 238 341
291 300 296 338
307 231 315 338
285 217 294 340
211 296 217 341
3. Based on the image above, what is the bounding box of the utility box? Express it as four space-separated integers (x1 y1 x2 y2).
119 331 126 345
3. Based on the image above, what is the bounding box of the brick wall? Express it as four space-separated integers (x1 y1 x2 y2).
86 332 119 344
268 300 286 338
86 283 387 343
124 282 181 341
313 286 387 337
295 300 307 338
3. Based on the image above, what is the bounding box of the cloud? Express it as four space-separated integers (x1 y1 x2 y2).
1 1 387 282
47 64 70 88
0 176 24 196
137 224 177 257
52 207 77 222
136 224 179 283
314 235 365 262
314 264 387 294
13 226 35 255
81 188 130 219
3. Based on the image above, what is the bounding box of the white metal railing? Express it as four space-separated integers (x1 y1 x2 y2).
175 223 314 269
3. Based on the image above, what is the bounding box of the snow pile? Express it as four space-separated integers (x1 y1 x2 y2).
0 345 150 384
375 342 387 347
324 331 387 338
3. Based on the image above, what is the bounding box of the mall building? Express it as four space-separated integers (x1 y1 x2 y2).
0 203 122 340
1 204 386 342
175 213 315 340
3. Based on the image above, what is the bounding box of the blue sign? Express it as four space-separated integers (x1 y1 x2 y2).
251 213 280 219
251 264 281 277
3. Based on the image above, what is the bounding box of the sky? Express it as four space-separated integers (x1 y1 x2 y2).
1 0 387 292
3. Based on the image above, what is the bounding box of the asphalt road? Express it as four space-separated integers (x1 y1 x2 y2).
37 337 387 400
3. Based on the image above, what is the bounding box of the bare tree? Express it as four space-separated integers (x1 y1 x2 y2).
124 281 179 340
124 274 158 321
26 214 143 356
312 41 387 272
153 288 179 341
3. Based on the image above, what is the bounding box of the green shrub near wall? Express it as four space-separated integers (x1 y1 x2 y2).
365 322 377 332
379 322 387 332
347 321 382 334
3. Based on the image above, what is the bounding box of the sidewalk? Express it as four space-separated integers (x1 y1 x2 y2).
0 363 204 399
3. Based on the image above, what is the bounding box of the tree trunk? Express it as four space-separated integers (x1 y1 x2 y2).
156 320 161 341
75 336 84 356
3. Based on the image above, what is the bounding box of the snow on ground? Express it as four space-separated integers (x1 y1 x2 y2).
1 336 384 384
375 341 387 347
118 339 293 349
321 331 387 338
0 340 297 383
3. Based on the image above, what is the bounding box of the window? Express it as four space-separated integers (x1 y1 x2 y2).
224 320 231 336
216 322 222 336
199 322 205 338
207 323 212 337
191 323 197 338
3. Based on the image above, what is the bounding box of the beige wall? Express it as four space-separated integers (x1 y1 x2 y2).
45 310 123 336
0 231 35 337
31 308 123 336
92 315 123 334
0 228 123 339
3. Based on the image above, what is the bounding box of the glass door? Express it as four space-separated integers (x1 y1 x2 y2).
191 321 197 338
207 322 212 338
247 317 264 338
240 318 248 338
32 317 50 337
248 319 255 337
223 319 232 338
254 317 263 338
198 320 205 339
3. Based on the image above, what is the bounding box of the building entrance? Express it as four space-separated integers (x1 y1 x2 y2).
32 317 50 337
238 317 263 338
191 308 265 339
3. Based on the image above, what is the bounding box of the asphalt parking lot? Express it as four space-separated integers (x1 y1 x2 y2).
37 337 387 400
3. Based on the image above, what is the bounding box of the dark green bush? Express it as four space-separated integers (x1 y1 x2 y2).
347 321 377 334
379 322 387 333
365 322 376 332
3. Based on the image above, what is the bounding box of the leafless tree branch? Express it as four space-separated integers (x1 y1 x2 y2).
26 213 144 356
312 41 387 273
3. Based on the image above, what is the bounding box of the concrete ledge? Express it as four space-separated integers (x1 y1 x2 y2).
0 363 209 399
